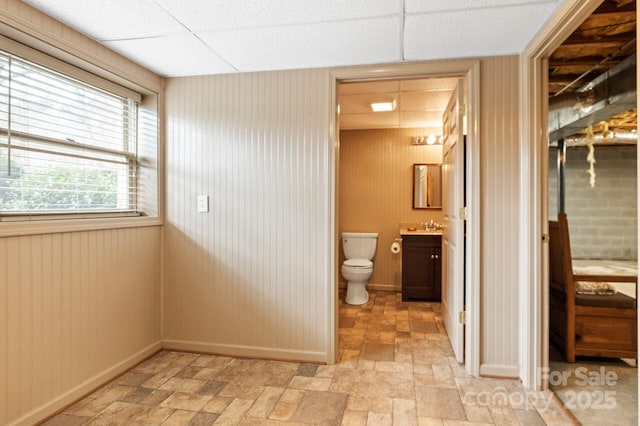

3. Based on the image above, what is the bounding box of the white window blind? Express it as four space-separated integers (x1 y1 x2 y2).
0 49 141 216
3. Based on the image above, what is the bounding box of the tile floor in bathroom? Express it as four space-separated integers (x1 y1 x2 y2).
42 291 576 425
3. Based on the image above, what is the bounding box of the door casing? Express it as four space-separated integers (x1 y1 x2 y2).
328 60 481 377
518 0 612 390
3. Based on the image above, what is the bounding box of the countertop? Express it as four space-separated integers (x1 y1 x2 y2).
399 228 442 236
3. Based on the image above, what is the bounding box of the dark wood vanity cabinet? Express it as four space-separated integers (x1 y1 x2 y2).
401 234 442 301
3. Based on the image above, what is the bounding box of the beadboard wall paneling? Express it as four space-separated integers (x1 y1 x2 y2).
0 3 164 424
339 128 444 291
0 227 162 426
163 70 332 362
479 55 521 378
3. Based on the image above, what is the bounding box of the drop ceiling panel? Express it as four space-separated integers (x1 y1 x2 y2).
401 91 452 112
340 93 398 114
21 0 564 77
338 77 457 129
339 81 400 95
401 78 459 92
404 2 560 59
405 0 559 13
23 0 183 40
154 0 401 31
340 112 399 129
400 111 444 128
104 34 236 77
197 17 400 72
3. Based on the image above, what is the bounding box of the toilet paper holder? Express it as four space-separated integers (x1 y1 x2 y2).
390 238 402 254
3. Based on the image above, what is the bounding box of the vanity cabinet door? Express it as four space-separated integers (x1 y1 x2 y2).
401 235 442 301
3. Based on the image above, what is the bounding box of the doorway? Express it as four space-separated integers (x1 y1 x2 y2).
520 0 638 421
328 61 482 376
543 0 638 423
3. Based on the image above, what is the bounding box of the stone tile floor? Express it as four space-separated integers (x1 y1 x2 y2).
42 291 576 425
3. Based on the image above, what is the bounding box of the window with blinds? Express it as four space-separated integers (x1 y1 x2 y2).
0 50 140 216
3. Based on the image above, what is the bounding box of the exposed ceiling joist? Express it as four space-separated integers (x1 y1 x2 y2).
591 0 636 16
549 57 622 67
561 32 635 47
548 54 636 142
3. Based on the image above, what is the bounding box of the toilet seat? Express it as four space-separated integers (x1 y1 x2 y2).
343 258 372 268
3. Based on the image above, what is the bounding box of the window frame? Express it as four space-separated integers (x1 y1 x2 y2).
0 34 162 237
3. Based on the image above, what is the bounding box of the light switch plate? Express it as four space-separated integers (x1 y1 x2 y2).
197 195 209 213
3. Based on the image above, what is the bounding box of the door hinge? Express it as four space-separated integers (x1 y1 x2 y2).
542 233 550 243
460 103 467 116
459 206 468 220
459 310 466 325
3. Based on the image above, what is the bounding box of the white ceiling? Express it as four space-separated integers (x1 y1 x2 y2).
22 0 562 78
339 77 460 130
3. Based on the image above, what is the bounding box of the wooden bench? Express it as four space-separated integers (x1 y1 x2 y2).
549 212 637 363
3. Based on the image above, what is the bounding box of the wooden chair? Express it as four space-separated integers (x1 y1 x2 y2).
548 212 637 363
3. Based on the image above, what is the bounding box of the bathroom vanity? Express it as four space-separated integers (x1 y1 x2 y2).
400 230 442 301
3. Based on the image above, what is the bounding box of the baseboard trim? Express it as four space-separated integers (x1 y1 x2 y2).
163 339 327 364
13 340 162 426
367 283 400 292
338 282 400 292
479 363 521 379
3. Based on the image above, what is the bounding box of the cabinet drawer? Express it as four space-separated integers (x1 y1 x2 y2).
402 234 441 248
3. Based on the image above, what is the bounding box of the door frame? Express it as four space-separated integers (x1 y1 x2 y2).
327 59 481 376
518 0 609 390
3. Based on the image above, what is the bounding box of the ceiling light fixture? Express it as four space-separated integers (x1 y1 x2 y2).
412 135 442 145
370 99 396 112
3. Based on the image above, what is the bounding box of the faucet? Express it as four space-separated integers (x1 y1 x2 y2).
423 220 439 231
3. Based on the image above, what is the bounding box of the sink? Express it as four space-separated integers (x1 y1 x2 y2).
399 228 442 236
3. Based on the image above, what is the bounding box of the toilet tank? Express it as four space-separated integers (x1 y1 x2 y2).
342 232 378 260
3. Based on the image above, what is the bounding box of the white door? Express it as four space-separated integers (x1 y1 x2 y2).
442 79 465 363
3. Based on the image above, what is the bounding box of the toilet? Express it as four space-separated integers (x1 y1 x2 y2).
341 232 378 305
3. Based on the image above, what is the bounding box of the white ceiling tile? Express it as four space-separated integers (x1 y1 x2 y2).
154 0 400 31
22 0 564 78
198 18 401 72
339 80 400 95
340 92 399 114
400 111 444 128
340 112 399 130
404 2 560 59
401 78 459 92
22 0 184 40
103 34 236 77
401 91 452 112
405 0 560 14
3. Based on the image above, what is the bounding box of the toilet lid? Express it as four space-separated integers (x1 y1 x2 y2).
344 259 372 268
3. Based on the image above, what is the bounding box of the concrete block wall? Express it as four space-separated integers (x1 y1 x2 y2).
548 144 637 260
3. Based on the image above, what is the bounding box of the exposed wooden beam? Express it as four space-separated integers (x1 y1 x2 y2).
561 32 636 47
591 0 636 16
549 57 621 67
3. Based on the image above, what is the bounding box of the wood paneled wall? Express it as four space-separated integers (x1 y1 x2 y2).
163 70 332 362
0 3 526 417
0 227 162 425
163 57 523 375
339 128 444 291
479 55 521 377
0 2 164 425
